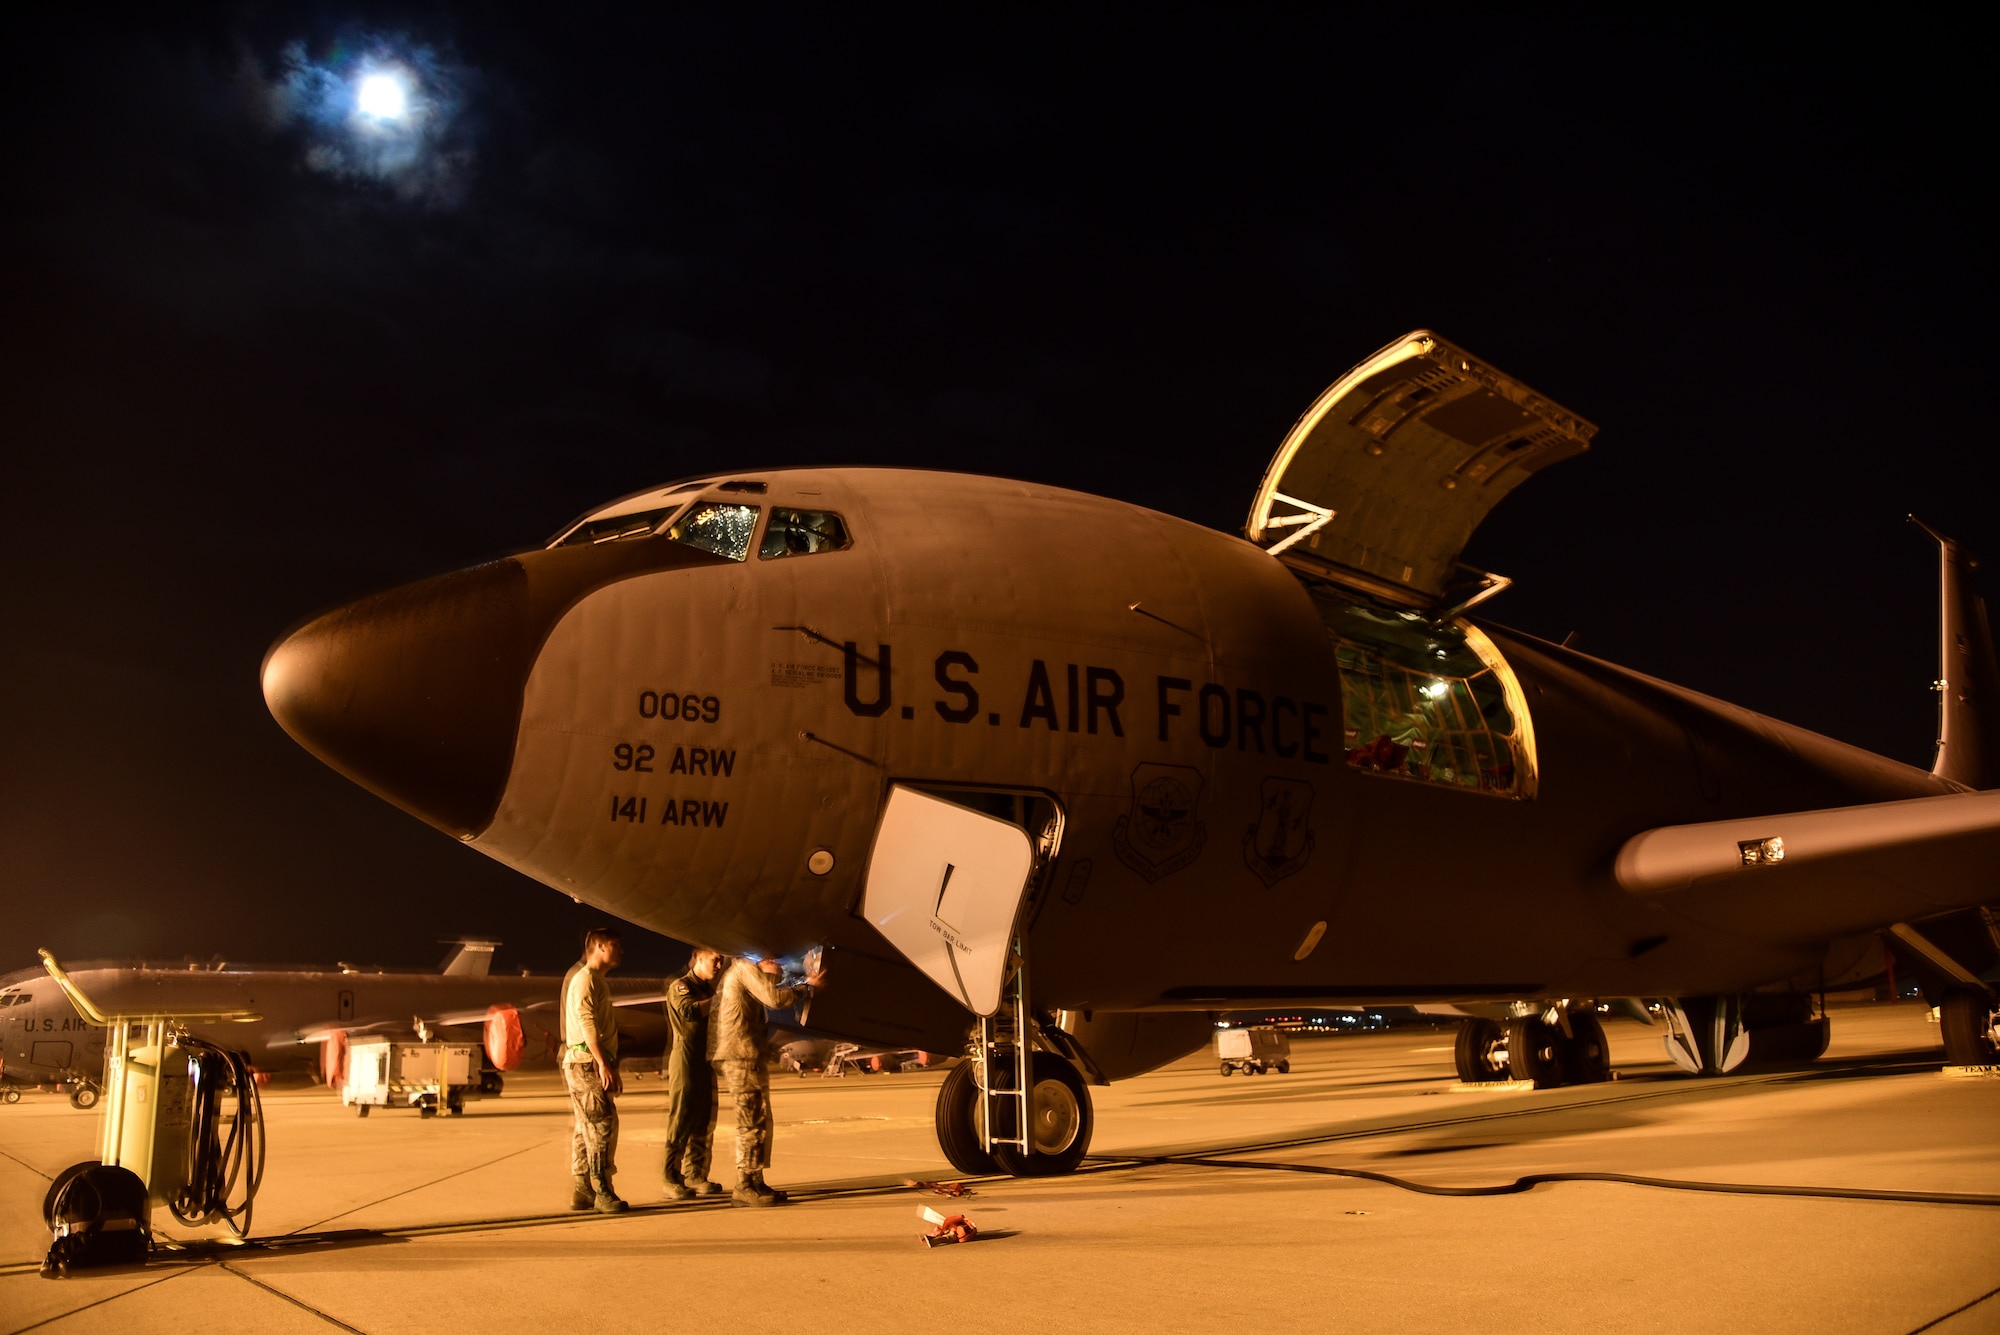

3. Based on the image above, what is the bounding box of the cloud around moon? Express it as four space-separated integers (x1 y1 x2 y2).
254 37 475 207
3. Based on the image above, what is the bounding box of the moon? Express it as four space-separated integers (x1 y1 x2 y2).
356 73 408 121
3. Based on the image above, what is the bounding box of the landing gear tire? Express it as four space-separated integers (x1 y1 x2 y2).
1277 1060 1290 1075
356 1104 371 1118
934 1062 998 1177
1561 1013 1612 1084
991 1053 1093 1178
1507 1017 1568 1089
68 1085 99 1111
1941 989 2000 1067
1454 1018 1510 1082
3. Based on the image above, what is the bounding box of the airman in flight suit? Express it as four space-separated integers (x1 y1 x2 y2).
662 948 725 1199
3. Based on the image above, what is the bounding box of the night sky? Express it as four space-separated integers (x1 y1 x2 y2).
2 8 1990 976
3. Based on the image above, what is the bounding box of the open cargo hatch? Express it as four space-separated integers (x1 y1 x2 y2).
1246 331 1596 610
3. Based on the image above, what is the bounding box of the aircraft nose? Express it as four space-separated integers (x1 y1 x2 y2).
262 560 537 838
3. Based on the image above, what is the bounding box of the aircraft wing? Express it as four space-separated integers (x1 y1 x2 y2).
1614 789 2000 942
292 1017 441 1045
416 993 665 1029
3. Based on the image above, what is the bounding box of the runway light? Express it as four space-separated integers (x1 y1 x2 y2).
357 72 408 120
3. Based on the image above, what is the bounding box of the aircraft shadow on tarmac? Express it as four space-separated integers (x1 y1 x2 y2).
1768 1050 1949 1082
38 1228 415 1277
1374 1140 1510 1158
1165 1076 1460 1107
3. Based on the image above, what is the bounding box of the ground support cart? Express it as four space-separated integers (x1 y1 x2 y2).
341 1038 480 1117
1217 1026 1291 1076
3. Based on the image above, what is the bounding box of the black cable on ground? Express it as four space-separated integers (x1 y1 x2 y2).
1122 1153 2000 1208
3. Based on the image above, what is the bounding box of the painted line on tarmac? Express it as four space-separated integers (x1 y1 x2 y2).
0 1147 53 1182
219 1261 370 1333
1906 1280 2000 1334
287 1138 553 1234
0 1261 212 1334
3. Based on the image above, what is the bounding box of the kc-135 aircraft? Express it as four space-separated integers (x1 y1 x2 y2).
262 330 2000 1177
0 941 668 1105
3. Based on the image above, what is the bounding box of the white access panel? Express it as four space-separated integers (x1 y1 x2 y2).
861 785 1036 1016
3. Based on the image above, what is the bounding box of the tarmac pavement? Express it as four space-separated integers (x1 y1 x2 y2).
2 1001 1996 1334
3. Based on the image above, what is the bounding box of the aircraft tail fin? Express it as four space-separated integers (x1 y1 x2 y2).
1913 518 2000 790
438 939 500 976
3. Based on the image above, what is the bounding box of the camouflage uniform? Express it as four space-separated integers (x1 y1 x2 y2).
562 961 620 1194
662 969 718 1189
712 959 805 1198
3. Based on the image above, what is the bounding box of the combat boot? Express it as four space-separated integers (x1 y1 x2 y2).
662 1166 693 1201
750 1171 789 1205
570 1175 595 1211
593 1179 631 1214
685 1177 723 1197
731 1175 778 1207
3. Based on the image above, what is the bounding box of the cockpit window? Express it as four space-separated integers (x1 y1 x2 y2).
0 993 22 1006
667 503 760 562
551 504 683 549
1309 585 1537 798
759 509 851 560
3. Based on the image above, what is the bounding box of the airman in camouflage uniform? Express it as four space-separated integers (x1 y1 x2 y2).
712 955 822 1206
562 927 628 1213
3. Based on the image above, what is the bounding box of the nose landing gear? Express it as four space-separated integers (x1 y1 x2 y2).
992 1052 1092 1177
931 938 1094 1178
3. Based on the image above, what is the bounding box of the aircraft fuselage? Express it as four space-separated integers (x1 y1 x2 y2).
263 469 1947 1017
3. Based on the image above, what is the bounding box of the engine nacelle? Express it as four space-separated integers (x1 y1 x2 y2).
484 1005 525 1071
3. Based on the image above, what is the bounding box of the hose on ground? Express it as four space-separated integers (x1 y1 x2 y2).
1120 1153 2000 1208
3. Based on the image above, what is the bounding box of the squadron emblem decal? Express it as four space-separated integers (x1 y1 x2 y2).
1243 777 1315 887
1112 763 1206 882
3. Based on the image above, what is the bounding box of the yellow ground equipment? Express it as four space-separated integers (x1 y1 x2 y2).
35 949 266 1277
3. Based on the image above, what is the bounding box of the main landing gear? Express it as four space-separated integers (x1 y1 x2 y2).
1939 988 2000 1067
933 938 1094 1178
1660 994 1828 1075
1454 1007 1611 1089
